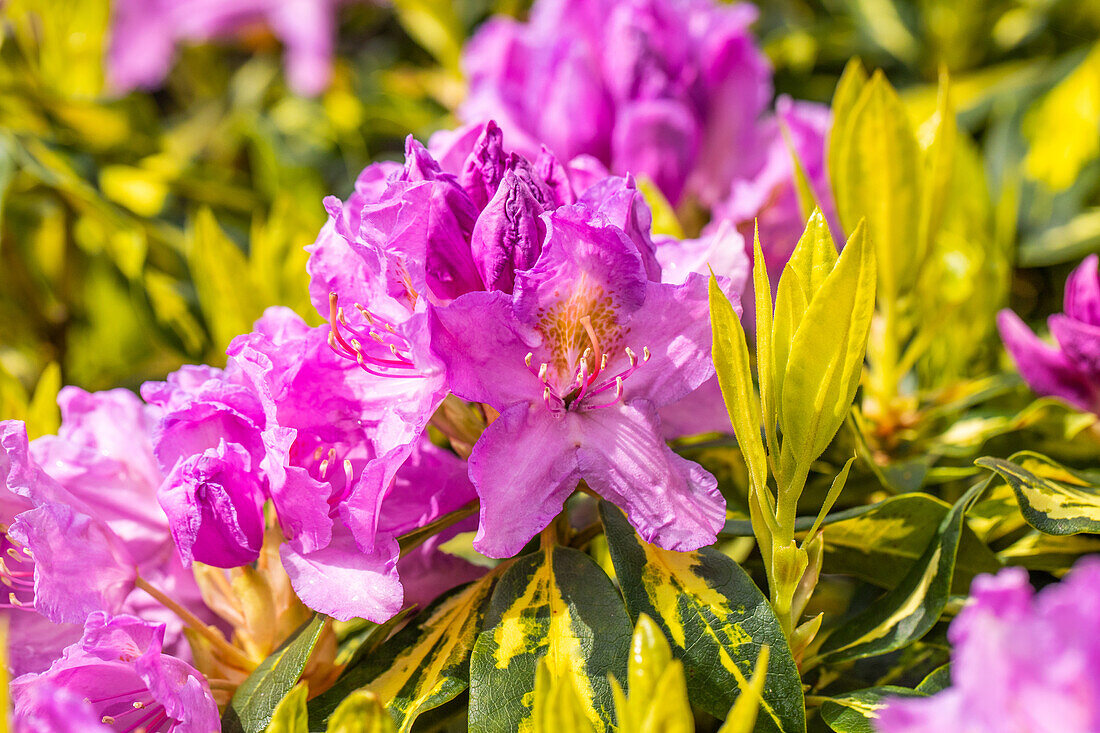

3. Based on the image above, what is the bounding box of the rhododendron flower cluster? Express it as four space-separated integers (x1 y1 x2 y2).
461 0 838 274
876 560 1100 733
108 0 359 95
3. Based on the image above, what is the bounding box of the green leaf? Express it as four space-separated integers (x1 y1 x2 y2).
266 683 309 733
833 71 921 302
326 690 397 733
917 68 957 265
817 479 989 663
468 544 632 732
822 493 1000 592
636 175 685 239
977 452 1100 535
24 362 60 439
309 571 502 732
223 614 327 733
820 687 924 733
717 646 771 733
599 503 805 733
779 221 876 478
828 60 869 203
916 664 951 694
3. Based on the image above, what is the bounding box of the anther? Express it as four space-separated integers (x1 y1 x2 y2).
101 716 115 725
525 352 534 368
642 346 651 362
133 701 145 709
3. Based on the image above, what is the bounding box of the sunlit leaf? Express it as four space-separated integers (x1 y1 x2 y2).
977 452 1100 536
600 503 804 733
468 544 632 732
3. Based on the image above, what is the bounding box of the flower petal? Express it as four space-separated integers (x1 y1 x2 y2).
469 403 582 558
575 399 724 552
280 527 403 623
998 309 1097 411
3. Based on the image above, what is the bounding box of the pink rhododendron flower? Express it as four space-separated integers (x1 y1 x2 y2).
11 612 220 733
998 254 1100 414
2 389 211 675
144 307 479 623
876 560 1100 733
461 0 837 278
431 207 728 557
107 0 355 96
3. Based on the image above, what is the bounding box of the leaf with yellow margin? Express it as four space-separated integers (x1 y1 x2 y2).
978 452 1100 536
818 478 989 663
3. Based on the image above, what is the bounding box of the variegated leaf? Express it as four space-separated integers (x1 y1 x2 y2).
599 503 804 733
309 571 502 732
820 687 924 733
818 479 989 663
468 545 632 732
977 452 1100 535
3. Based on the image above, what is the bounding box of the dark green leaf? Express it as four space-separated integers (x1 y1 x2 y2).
818 479 989 663
820 687 924 733
977 452 1100 535
223 613 327 733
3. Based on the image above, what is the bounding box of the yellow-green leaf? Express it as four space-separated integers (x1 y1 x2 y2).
187 208 266 354
779 222 876 480
718 646 770 733
827 59 869 203
612 615 693 733
600 503 804 733
772 209 840 410
326 691 396 733
468 545 632 732
24 362 60 439
833 71 920 302
531 657 598 733
709 275 767 502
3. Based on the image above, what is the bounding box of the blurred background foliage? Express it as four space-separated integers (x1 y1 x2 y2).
0 0 1097 435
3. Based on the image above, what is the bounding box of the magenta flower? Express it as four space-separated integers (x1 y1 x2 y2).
431 207 725 557
998 254 1100 414
876 559 1100 733
11 612 220 733
11 679 110 733
2 390 212 674
461 0 772 208
158 439 265 567
107 0 353 96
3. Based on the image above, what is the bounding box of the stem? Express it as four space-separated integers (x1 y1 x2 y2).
397 500 479 557
134 577 253 669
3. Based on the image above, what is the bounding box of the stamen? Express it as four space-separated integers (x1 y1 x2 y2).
583 377 624 410
579 316 604 379
575 357 591 402
312 445 325 462
102 716 115 725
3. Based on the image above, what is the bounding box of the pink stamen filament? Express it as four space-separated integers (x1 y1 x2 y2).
583 377 624 410
328 293 421 378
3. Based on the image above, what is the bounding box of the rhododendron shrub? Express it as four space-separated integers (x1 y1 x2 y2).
4 0 1100 731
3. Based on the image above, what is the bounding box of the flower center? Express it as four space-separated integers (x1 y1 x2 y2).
327 293 423 379
526 315 650 415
